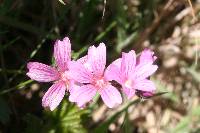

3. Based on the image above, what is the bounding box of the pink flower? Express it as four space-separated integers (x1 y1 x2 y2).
26 37 76 111
68 43 122 108
105 49 158 99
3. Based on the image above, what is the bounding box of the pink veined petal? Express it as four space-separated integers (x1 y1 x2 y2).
68 83 82 102
77 55 88 64
68 80 82 93
104 63 122 84
69 84 97 107
87 43 106 77
26 62 60 82
42 81 66 111
122 87 135 99
131 63 158 81
121 50 136 78
137 49 157 65
109 58 122 67
54 37 71 71
77 55 93 71
133 79 156 92
100 85 122 108
68 61 93 83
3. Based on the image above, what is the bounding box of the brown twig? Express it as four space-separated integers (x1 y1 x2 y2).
187 0 196 20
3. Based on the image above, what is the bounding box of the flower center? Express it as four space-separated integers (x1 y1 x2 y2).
60 71 70 87
124 79 133 89
95 78 107 89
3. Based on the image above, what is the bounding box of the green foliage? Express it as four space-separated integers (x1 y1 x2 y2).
93 99 140 133
24 99 89 133
153 79 179 103
94 92 165 133
171 106 200 133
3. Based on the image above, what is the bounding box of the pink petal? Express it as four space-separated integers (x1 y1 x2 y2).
26 62 60 82
133 79 156 92
100 85 122 108
69 84 97 107
42 81 66 111
104 63 122 84
87 43 106 76
68 61 93 83
77 55 88 64
132 63 158 81
109 58 122 67
122 87 135 99
54 37 71 71
77 55 93 71
138 49 157 65
121 50 136 78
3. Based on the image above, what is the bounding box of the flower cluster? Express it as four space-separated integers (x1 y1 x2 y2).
26 37 158 111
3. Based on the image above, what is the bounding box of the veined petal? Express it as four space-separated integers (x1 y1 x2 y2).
122 87 135 99
87 43 106 76
108 58 122 68
42 81 66 111
138 49 157 65
104 63 122 84
54 37 71 71
69 84 97 107
100 85 122 108
121 50 136 78
77 55 93 71
68 61 93 83
133 79 156 92
132 63 158 81
27 62 59 82
77 55 88 64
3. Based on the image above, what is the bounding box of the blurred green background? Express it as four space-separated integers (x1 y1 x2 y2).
1 0 200 132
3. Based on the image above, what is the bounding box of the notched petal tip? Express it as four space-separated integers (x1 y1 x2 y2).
54 36 72 71
138 49 157 65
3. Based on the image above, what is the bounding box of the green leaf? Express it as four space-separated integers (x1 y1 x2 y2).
44 99 89 133
93 99 141 133
121 110 134 133
153 79 179 103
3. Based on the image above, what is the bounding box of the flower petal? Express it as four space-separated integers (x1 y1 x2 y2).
104 63 122 84
68 61 93 83
26 62 60 82
69 84 97 107
121 50 136 78
100 85 122 108
122 87 135 99
138 49 157 65
132 63 158 81
54 37 71 71
87 43 106 76
133 79 156 92
77 55 88 64
42 81 66 111
77 55 93 71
